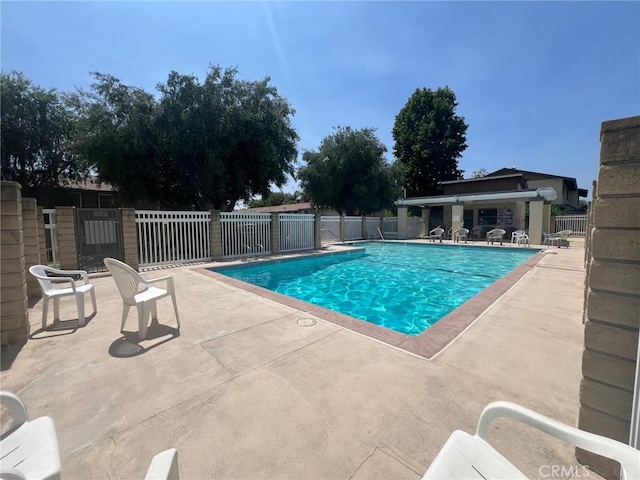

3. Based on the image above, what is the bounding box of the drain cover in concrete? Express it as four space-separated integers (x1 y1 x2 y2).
296 318 316 327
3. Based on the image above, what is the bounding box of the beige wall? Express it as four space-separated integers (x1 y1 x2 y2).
578 115 640 478
1 182 30 344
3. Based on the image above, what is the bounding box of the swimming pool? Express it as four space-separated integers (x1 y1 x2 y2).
214 242 538 335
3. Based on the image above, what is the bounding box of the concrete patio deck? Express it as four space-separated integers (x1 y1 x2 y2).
1 240 589 479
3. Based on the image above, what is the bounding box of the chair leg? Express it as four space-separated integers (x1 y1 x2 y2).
76 294 86 327
42 296 50 329
53 297 60 322
90 287 97 314
151 301 158 321
137 302 152 340
121 304 131 332
171 292 181 329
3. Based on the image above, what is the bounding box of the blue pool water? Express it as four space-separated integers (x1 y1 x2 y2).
214 242 538 335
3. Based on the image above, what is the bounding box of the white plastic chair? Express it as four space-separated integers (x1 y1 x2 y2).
103 258 180 340
511 229 526 243
453 228 469 243
550 229 572 248
429 227 445 243
423 401 640 480
28 265 97 329
0 391 62 480
486 228 506 245
144 449 179 480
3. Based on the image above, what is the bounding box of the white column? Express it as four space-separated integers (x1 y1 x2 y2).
529 199 545 245
451 203 464 232
397 206 408 240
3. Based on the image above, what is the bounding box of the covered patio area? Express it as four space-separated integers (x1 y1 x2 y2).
395 187 558 244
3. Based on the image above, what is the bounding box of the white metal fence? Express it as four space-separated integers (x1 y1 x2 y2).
43 209 59 266
555 215 588 237
135 211 210 266
382 217 398 238
220 212 271 258
280 214 315 252
406 216 424 238
345 216 364 241
320 216 341 243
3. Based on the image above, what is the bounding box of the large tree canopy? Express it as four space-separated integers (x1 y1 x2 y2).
392 86 468 196
1 71 86 193
298 127 403 215
72 66 299 210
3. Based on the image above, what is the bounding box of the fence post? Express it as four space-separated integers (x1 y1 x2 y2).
314 212 322 249
339 215 346 242
22 198 41 299
362 216 368 239
270 213 280 255
1 181 29 345
209 210 222 260
55 206 78 270
121 208 139 270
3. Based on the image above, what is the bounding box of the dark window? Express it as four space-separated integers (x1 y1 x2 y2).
478 209 497 226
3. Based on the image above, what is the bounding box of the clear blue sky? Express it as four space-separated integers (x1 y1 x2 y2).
2 1 639 200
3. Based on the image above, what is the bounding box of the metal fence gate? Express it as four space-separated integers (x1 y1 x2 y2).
75 208 124 272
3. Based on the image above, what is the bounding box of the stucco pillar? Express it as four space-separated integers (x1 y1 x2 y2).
1 181 29 344
121 208 139 270
55 206 78 270
528 199 545 245
397 206 408 240
421 207 430 237
515 202 527 229
22 198 41 298
270 213 280 255
451 203 464 233
209 210 223 260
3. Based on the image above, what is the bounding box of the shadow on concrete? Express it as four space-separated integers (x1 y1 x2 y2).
108 321 180 358
1 339 27 371
28 312 98 340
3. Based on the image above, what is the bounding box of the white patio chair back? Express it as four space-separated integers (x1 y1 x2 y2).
104 258 146 303
29 264 56 294
486 228 507 245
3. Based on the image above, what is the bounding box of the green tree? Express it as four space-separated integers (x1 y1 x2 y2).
248 190 301 208
73 66 299 210
298 127 402 215
1 71 86 193
392 86 468 196
471 168 488 178
70 73 162 206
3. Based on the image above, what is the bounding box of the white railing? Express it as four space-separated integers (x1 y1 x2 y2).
280 214 315 252
43 209 59 266
382 217 398 238
221 212 271 258
406 216 424 238
555 215 588 237
320 216 341 243
345 216 364 241
135 211 210 266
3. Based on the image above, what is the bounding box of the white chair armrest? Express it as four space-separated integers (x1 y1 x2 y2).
476 401 640 479
0 467 27 480
144 448 179 480
0 391 29 430
145 276 175 290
